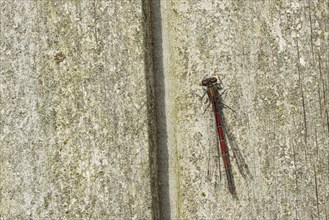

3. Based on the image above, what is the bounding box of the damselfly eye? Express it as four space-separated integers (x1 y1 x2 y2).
209 77 217 83
201 77 217 86
201 79 210 86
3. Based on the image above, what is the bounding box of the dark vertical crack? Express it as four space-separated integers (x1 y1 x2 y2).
296 40 308 161
292 142 299 219
141 1 160 219
318 54 329 135
317 76 323 117
150 0 171 219
142 0 170 219
314 128 320 218
307 0 315 61
313 163 320 218
326 109 329 135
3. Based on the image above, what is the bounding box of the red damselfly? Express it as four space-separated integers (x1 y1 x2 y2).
201 76 237 197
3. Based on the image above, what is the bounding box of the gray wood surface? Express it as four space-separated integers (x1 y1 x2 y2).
162 0 329 219
0 1 155 219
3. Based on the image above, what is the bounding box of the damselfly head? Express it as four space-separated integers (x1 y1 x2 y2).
201 77 217 86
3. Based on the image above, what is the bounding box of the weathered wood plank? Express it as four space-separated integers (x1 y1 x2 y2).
162 0 329 219
0 0 156 219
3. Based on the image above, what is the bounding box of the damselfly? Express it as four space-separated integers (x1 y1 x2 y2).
201 76 237 197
